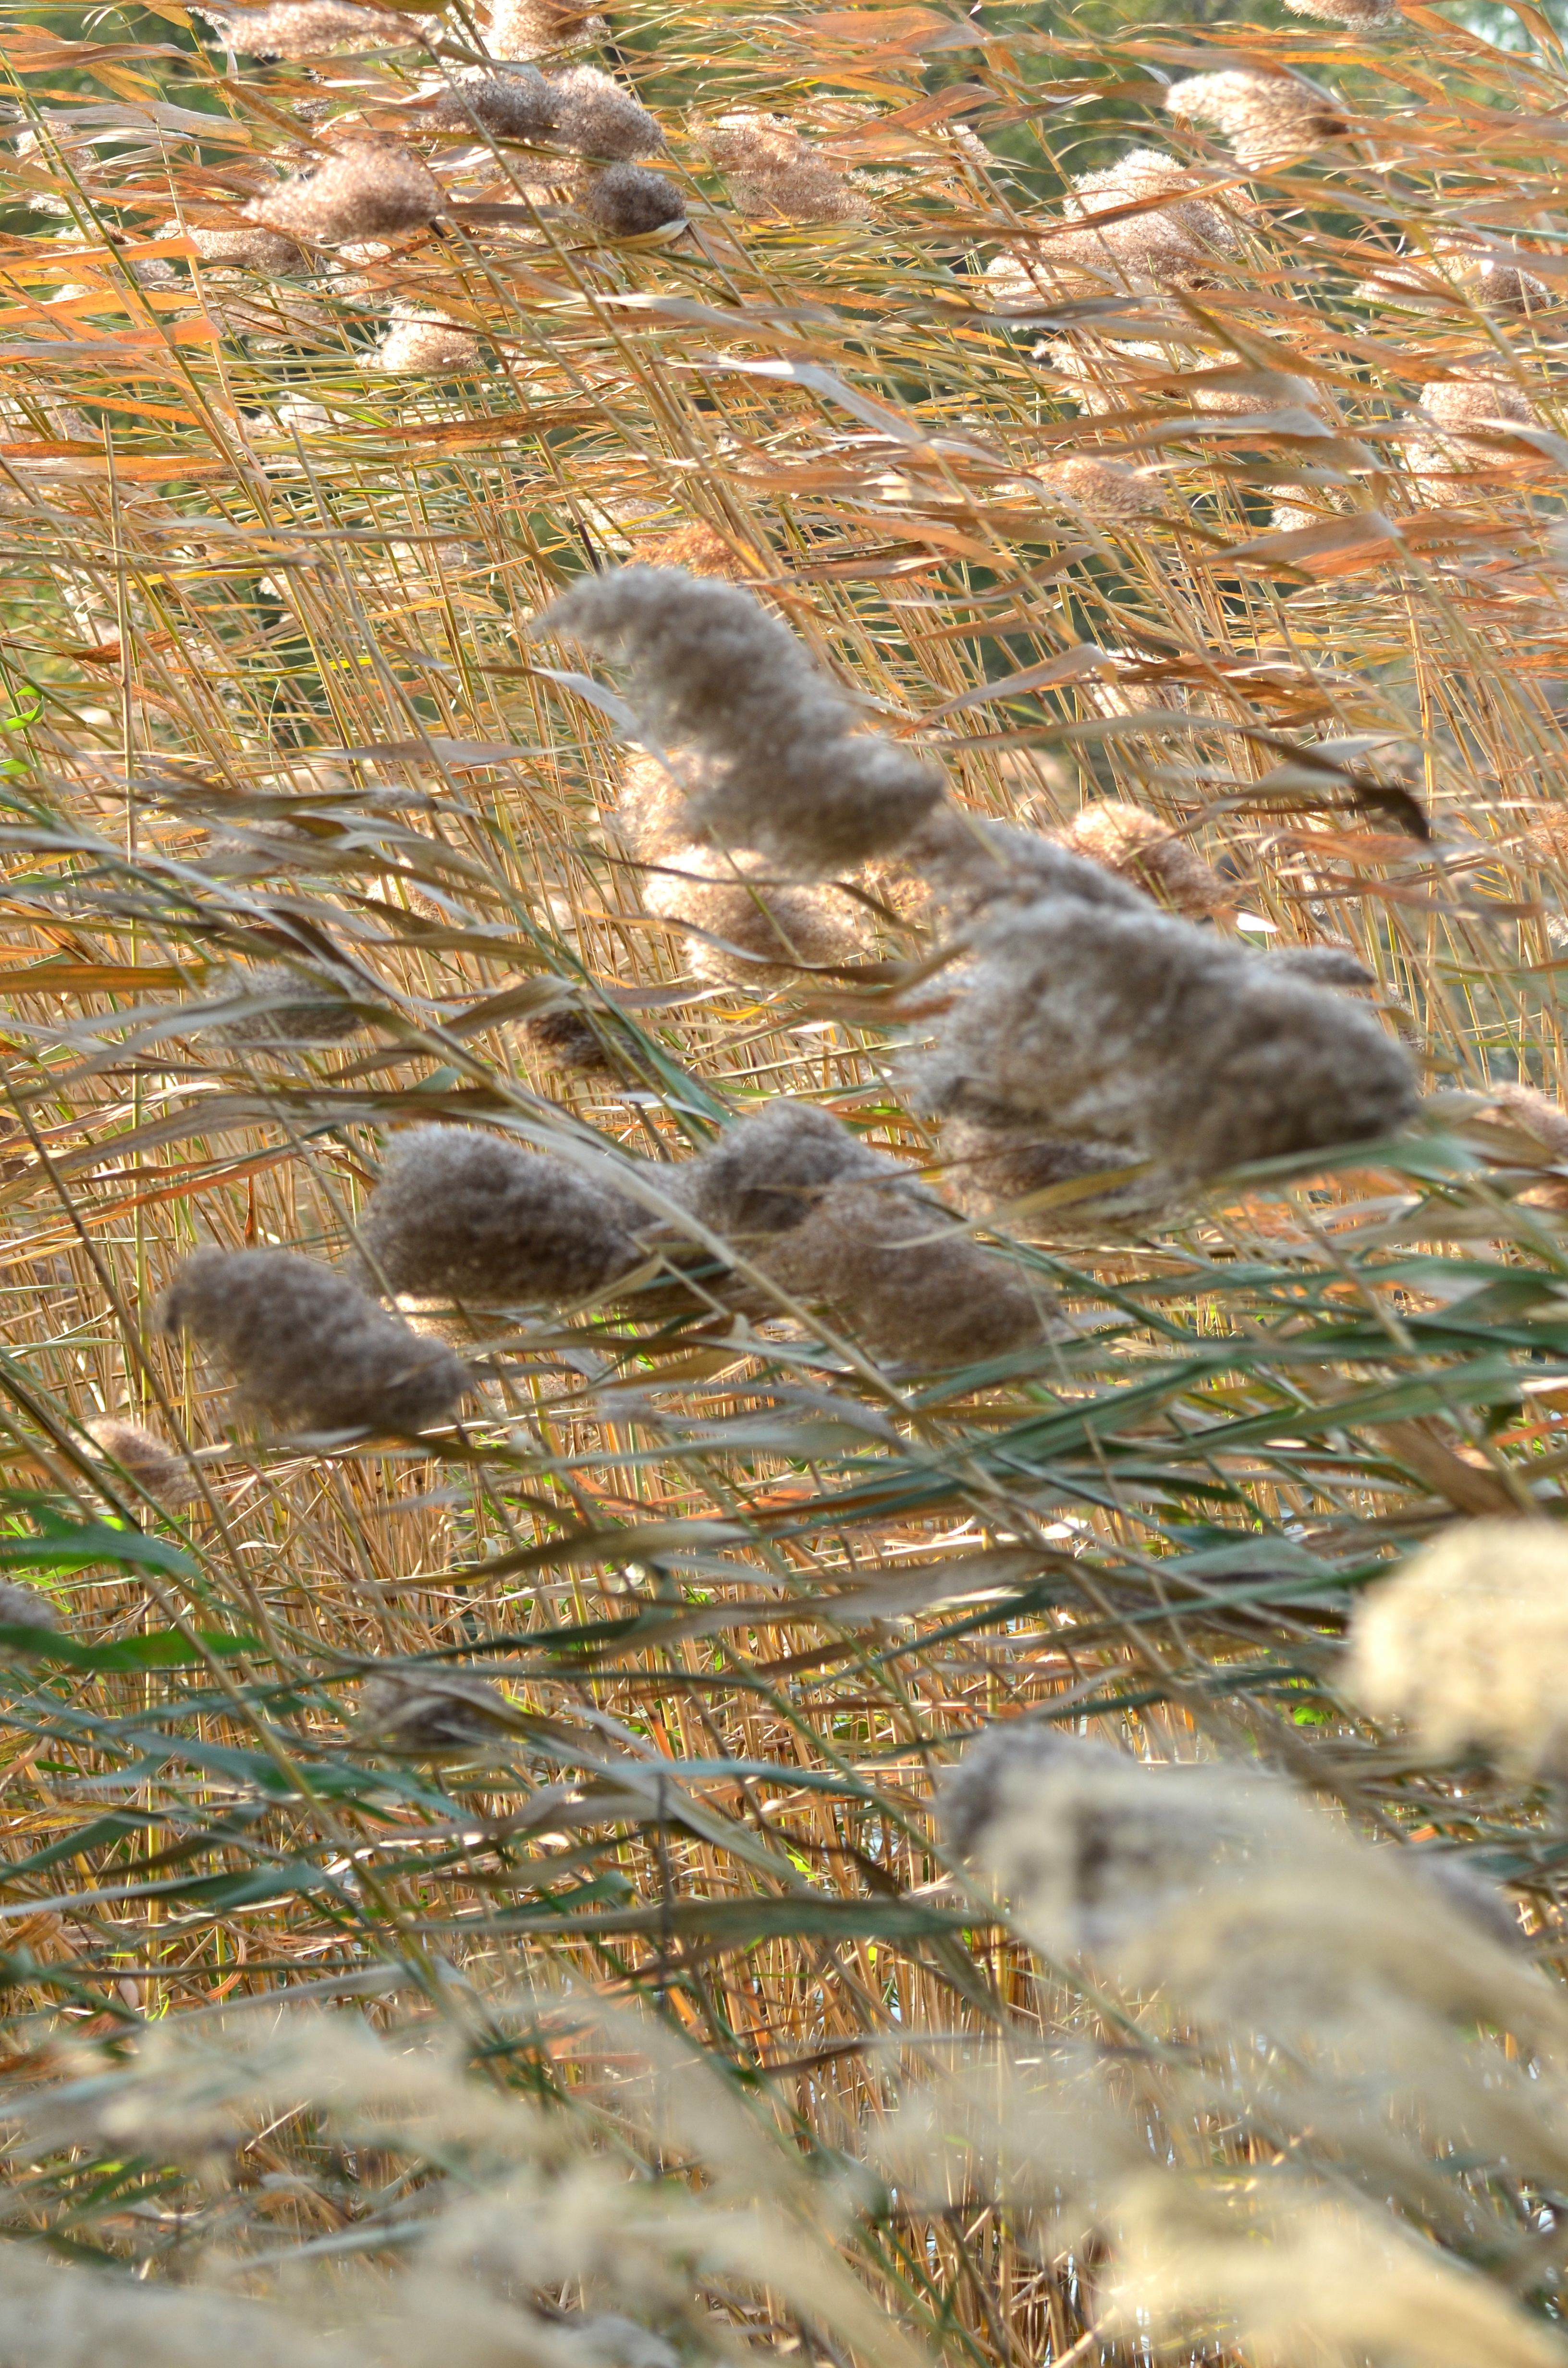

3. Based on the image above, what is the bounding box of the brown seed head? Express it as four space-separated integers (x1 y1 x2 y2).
635 519 752 578
539 567 943 875
1285 0 1397 25
214 963 364 1045
1061 801 1230 917
182 219 310 272
248 138 444 246
1164 69 1347 170
362 1124 647 1303
86 1416 198 1505
550 66 663 159
1036 456 1151 520
358 1664 512 1752
159 1247 469 1433
941 1116 1167 1239
577 162 686 235
705 111 866 222
642 845 864 982
523 1007 619 1074
380 306 482 374
484 0 607 55
411 66 559 140
917 890 1419 1184
202 0 416 53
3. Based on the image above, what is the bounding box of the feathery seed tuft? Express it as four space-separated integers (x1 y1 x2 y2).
578 164 686 235
202 0 415 54
704 113 866 222
158 1248 469 1432
358 1664 512 1752
540 567 943 874
411 66 559 140
0 1580 60 1634
86 1417 197 1505
1165 69 1348 169
1061 802 1230 916
248 139 444 245
362 1124 647 1303
550 67 664 160
380 307 483 375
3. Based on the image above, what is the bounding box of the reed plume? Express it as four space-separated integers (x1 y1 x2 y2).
703 113 866 222
248 139 444 245
86 1416 197 1506
540 567 943 873
1165 69 1348 168
362 1125 647 1303
158 1249 470 1432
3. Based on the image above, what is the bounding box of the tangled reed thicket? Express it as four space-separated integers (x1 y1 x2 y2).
14 0 1568 2356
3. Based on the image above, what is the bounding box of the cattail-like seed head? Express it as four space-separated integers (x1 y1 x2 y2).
1036 456 1152 520
379 306 482 375
362 1124 647 1304
539 567 944 875
1272 941 1374 991
549 66 663 159
86 1416 197 1505
181 220 309 272
941 1116 1166 1238
214 963 364 1045
248 138 444 246
577 163 685 235
917 891 1419 1184
1286 0 1398 25
1346 1522 1568 1776
523 1007 619 1073
1061 802 1230 917
201 0 416 53
357 1664 512 1752
0 1579 60 1634
704 111 865 222
159 1247 470 1433
674 1101 1047 1365
411 65 560 140
484 0 607 56
1165 69 1348 170
643 846 864 982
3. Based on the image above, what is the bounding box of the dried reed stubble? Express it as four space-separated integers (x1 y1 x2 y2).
159 1249 470 1432
541 567 943 874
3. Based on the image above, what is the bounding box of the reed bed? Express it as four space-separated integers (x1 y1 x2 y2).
4 0 1568 2357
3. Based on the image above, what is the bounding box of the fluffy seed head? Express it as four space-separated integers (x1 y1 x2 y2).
0 1580 60 1634
705 112 865 222
203 0 415 53
1059 146 1241 284
1286 0 1398 25
358 1664 512 1751
182 220 309 272
917 891 1419 1184
215 963 363 1045
943 1726 1304 1959
550 66 663 160
1061 802 1230 917
159 1248 469 1433
901 804 1153 925
578 164 686 235
248 138 444 245
362 1124 647 1304
674 1103 1046 1366
1272 942 1374 991
613 748 698 861
540 567 943 874
380 307 482 375
484 0 607 56
523 1007 619 1073
1423 368 1536 438
941 1117 1167 1239
1165 70 1348 170
1347 1522 1568 1776
634 520 752 578
86 1416 197 1505
412 66 559 140
1036 456 1151 519
1482 1081 1568 1193
643 846 864 982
